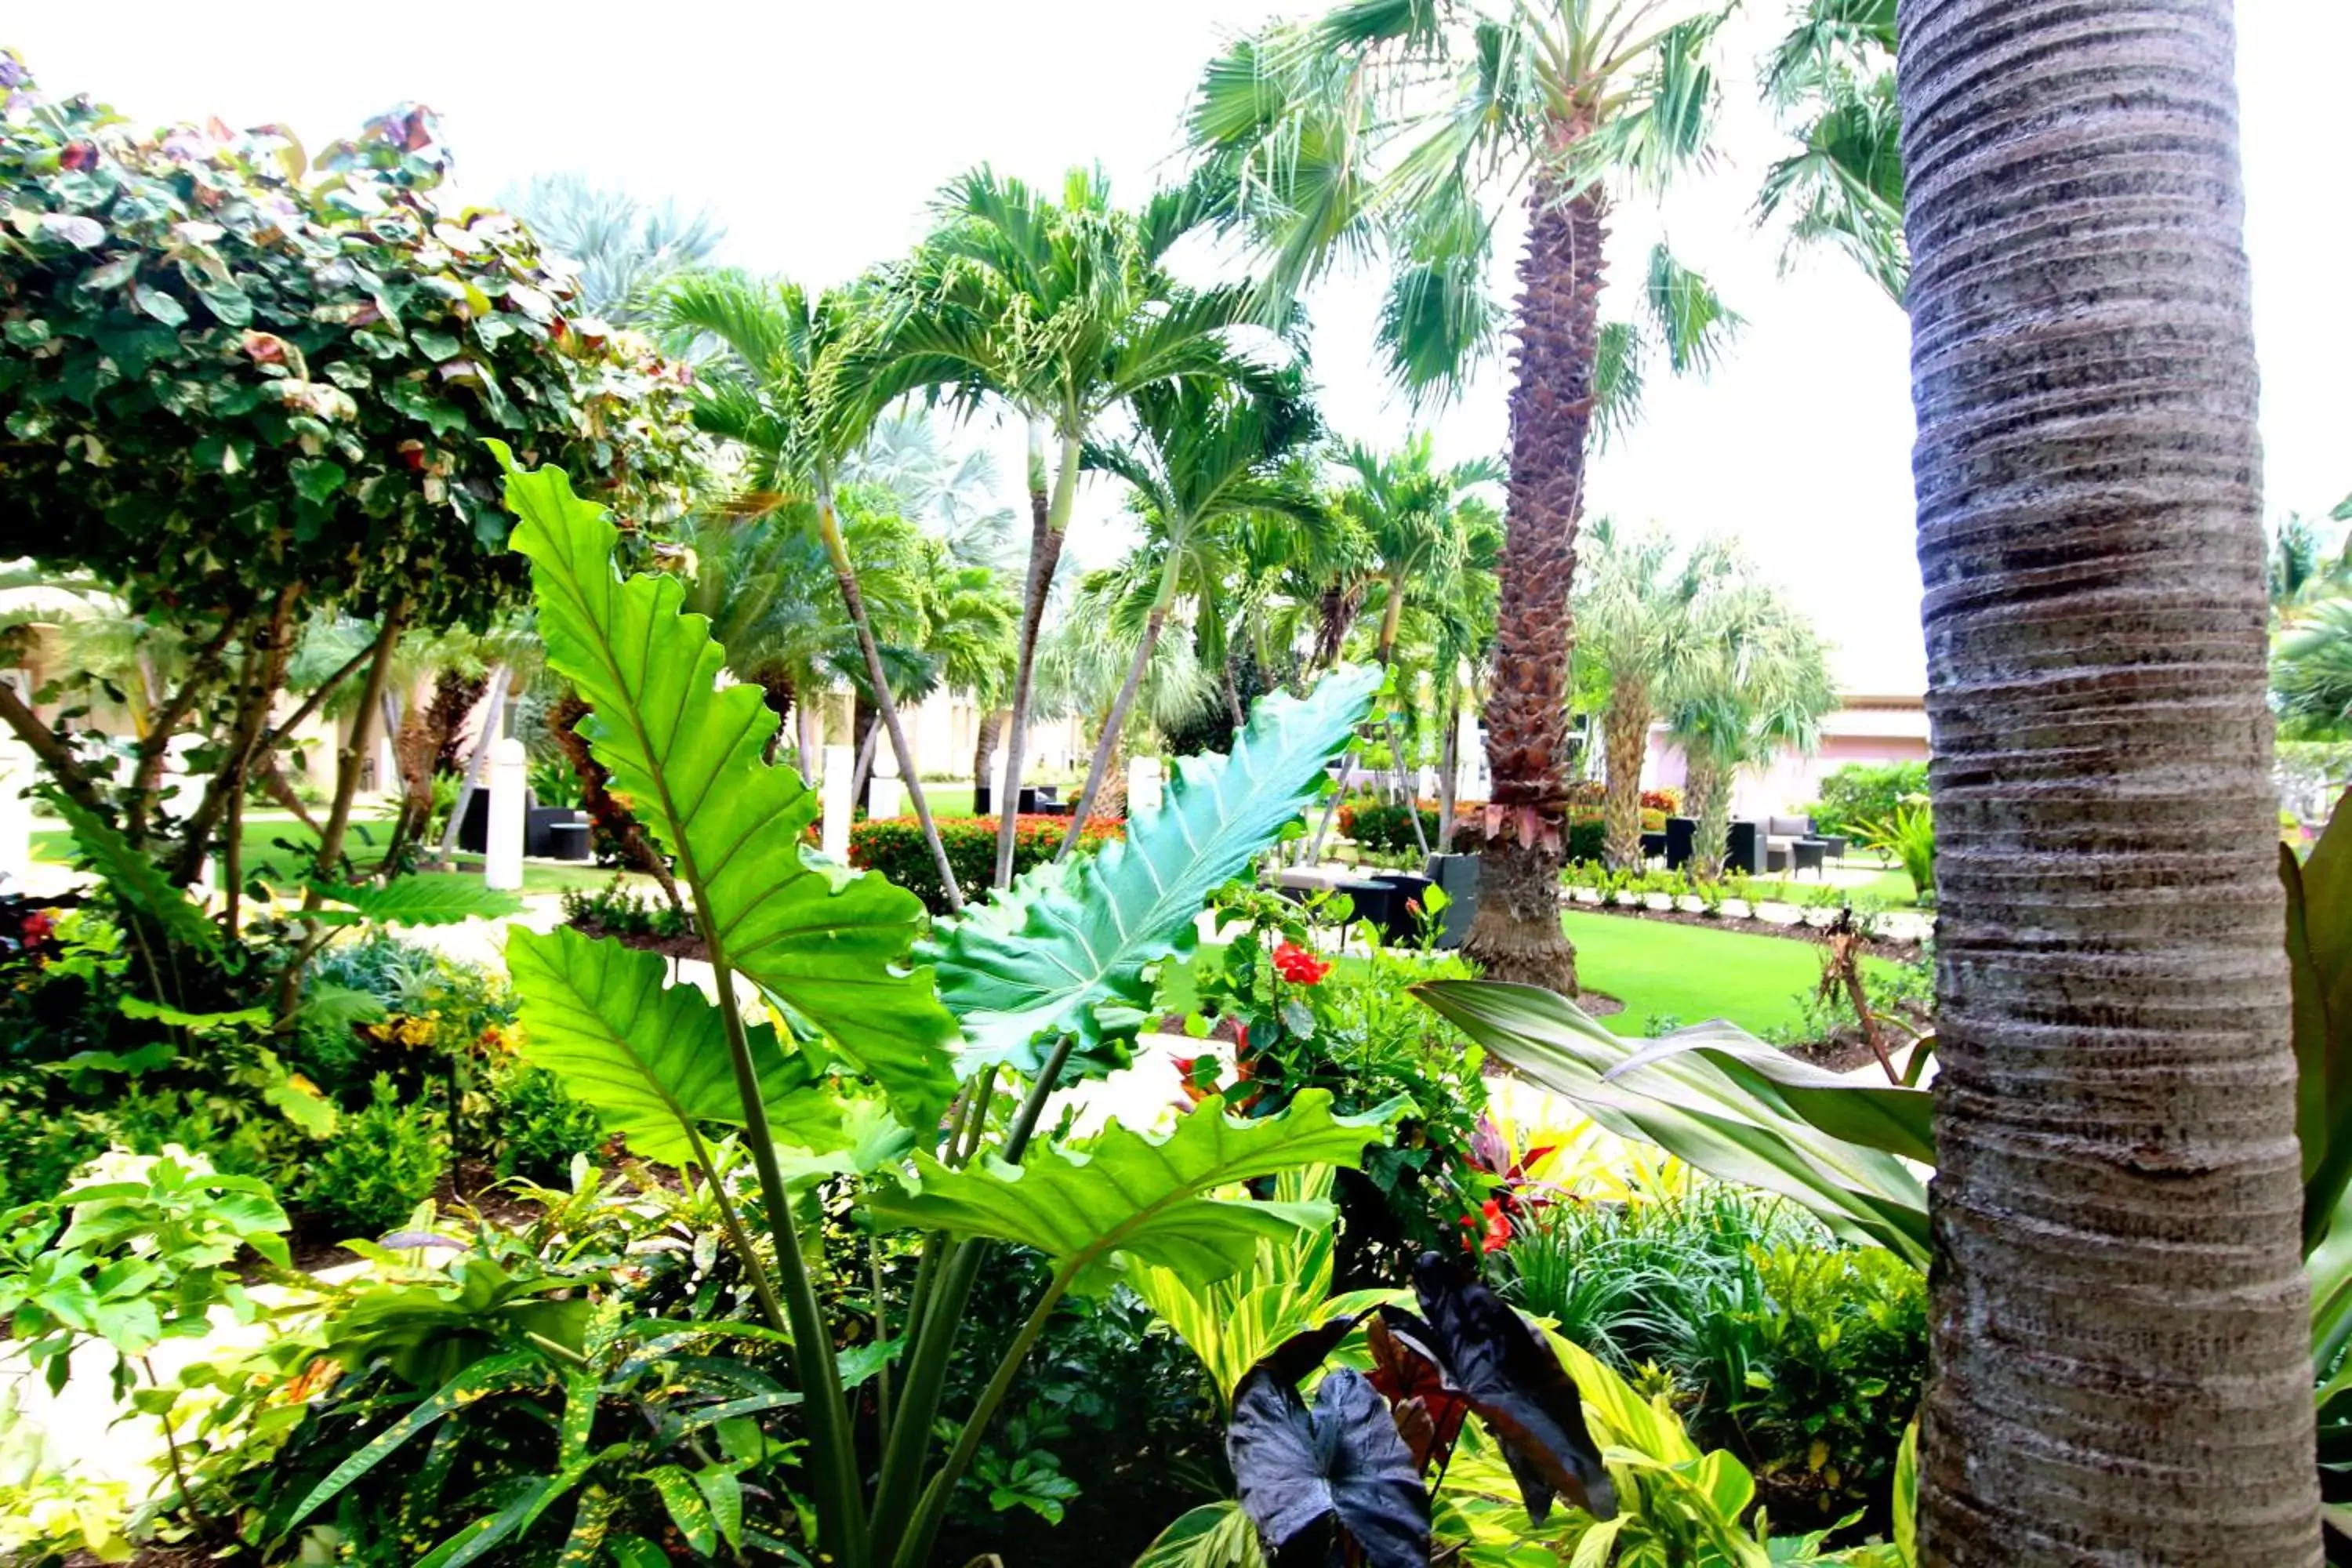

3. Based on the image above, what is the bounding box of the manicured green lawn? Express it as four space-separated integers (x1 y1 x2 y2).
33 811 652 899
1563 909 1894 1038
1734 866 1926 911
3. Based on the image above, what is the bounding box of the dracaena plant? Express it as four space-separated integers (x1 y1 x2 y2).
479 451 1393 1568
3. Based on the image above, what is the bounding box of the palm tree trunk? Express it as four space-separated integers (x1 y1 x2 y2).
992 426 1081 888
1462 176 1606 991
816 487 964 913
1599 693 1649 870
1059 604 1166 860
1686 752 1730 879
971 707 1003 809
1900 3 2319 1559
1436 690 1460 851
752 671 793 765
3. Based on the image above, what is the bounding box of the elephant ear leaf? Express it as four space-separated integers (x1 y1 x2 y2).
504 925 837 1167
864 1090 1401 1289
496 448 956 1133
1410 1251 1617 1523
1229 1351 1429 1568
921 663 1381 1073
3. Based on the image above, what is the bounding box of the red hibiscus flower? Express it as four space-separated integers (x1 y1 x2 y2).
1272 940 1333 985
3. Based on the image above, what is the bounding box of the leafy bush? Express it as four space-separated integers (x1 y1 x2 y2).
489 1063 608 1183
1502 1189 1926 1537
849 813 1120 915
558 875 694 941
1179 884 1489 1285
300 1076 448 1238
1857 803 1935 906
1805 761 1929 840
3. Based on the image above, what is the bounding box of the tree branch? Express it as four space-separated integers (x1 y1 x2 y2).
0 676 104 815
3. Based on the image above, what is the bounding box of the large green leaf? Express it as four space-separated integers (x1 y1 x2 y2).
1416 981 1930 1265
505 925 837 1167
921 664 1381 1071
2285 791 2352 1251
497 450 956 1131
308 875 524 927
51 793 220 955
865 1089 1400 1289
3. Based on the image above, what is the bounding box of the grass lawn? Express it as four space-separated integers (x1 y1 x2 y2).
1563 909 1896 1039
1736 865 1926 911
1175 908 1889 1045
33 810 654 899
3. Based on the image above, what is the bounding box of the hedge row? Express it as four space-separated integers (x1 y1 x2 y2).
848 815 1122 916
1336 798 1607 862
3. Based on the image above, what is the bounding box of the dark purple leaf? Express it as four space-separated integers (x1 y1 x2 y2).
1230 1364 1430 1568
1411 1251 1617 1522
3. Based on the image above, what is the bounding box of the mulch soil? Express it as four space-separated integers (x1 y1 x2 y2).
565 914 709 962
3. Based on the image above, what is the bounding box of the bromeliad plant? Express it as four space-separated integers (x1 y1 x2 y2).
481 453 1394 1567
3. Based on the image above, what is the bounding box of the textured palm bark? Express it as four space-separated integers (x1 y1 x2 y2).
1463 176 1606 990
1599 693 1649 870
1684 754 1729 878
1059 605 1163 860
1315 583 1363 670
1898 2 2321 1559
991 460 1069 887
971 708 1003 804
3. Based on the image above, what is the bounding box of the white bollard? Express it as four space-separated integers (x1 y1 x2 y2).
987 746 1009 800
0 736 30 889
1126 756 1164 817
869 743 905 819
1454 722 1489 804
821 743 855 862
485 737 528 892
161 733 206 822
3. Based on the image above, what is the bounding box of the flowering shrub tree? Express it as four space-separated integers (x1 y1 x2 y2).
0 53 701 895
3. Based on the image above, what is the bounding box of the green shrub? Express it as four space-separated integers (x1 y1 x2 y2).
302 1076 449 1238
490 1064 608 1184
848 815 1120 916
1503 1189 1926 1537
0 1099 108 1210
1858 802 1936 905
557 877 693 941
1805 760 1929 840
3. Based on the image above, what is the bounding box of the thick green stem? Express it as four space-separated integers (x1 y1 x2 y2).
869 1036 1076 1559
892 1263 1078 1568
684 1124 790 1341
708 953 866 1566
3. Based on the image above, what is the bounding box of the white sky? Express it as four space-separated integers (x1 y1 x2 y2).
14 1 2344 695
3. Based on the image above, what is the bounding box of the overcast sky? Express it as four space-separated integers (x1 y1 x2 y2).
13 2 2343 694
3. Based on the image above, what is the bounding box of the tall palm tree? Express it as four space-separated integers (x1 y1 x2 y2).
1033 573 1221 804
1897 3 2320 1558
1663 583 1835 875
1189 0 1740 989
1059 375 1323 851
876 165 1273 887
1572 520 1736 869
659 273 969 910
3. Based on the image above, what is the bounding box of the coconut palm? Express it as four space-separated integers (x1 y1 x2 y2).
1662 584 1835 875
1897 3 2319 1556
1572 520 1737 869
1188 0 1741 988
1058 374 1323 852
659 272 969 910
1032 572 1222 803
875 165 1275 887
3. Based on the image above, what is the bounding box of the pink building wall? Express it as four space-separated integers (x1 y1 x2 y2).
1639 709 1929 818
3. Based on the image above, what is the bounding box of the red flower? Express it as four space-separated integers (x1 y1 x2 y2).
1476 1199 1513 1254
19 909 53 945
1272 940 1333 985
